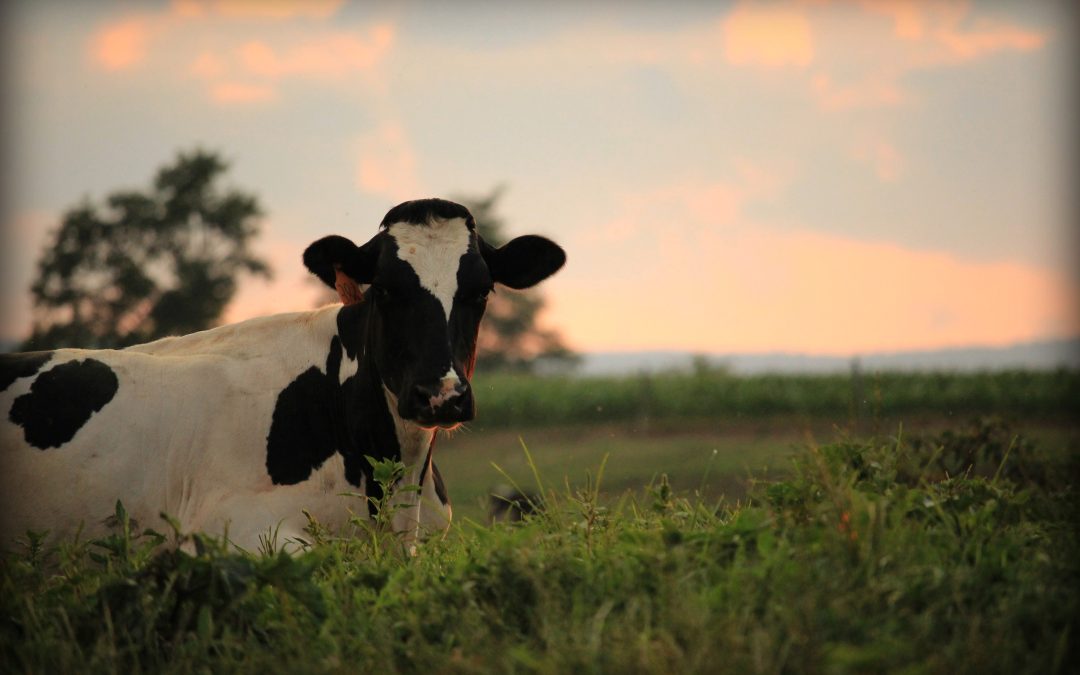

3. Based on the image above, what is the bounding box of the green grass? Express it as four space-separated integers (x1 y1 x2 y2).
2 418 1076 674
439 420 810 523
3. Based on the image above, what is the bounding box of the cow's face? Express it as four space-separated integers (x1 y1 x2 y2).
303 199 565 428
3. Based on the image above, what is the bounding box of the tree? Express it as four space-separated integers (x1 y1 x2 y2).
23 149 271 350
456 188 578 373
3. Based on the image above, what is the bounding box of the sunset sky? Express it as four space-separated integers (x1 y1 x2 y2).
1 0 1076 356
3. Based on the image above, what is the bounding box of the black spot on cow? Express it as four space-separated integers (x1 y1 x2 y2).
8 359 118 450
379 198 475 229
418 442 450 507
430 462 449 506
266 336 345 485
266 307 403 500
336 303 364 361
0 351 54 393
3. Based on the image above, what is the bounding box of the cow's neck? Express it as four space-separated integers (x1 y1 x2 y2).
335 303 435 502
382 387 435 468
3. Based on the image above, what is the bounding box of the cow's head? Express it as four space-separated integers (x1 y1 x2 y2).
303 198 565 428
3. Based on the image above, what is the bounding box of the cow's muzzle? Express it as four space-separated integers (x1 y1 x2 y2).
404 379 474 428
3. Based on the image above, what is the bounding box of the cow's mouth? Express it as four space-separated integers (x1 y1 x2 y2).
387 383 475 429
409 400 474 429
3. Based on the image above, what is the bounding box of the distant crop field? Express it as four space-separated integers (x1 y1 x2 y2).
468 369 1080 428
2 417 1076 674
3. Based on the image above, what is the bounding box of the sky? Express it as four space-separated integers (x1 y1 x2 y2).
1 0 1076 356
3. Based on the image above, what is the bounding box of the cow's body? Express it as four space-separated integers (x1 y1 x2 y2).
0 305 447 551
0 198 565 552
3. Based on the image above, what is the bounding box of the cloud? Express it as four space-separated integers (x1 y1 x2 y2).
805 1 1048 112
171 0 345 20
579 162 793 247
859 0 930 40
722 3 814 69
90 3 392 106
90 18 155 70
183 25 395 105
551 182 1077 354
238 26 395 79
355 122 421 201
936 18 1046 61
859 0 1047 63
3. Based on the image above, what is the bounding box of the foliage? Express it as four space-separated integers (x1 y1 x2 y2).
469 368 1080 428
1 420 1076 674
455 187 578 373
23 149 271 349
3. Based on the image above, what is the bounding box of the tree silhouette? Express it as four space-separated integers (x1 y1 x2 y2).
23 149 271 349
456 188 577 373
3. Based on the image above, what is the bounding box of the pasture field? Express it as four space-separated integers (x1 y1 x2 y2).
437 415 1079 525
2 411 1077 674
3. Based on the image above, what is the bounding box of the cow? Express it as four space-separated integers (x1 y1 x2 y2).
0 198 565 553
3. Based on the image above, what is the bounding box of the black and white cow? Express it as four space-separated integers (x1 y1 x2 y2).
0 198 565 551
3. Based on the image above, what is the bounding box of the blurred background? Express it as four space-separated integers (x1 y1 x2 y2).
2 1 1077 521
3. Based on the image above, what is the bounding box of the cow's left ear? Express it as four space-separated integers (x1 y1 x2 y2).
303 235 380 304
480 235 566 290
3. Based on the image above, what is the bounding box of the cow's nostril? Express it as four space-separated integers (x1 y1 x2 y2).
411 383 440 409
412 381 467 411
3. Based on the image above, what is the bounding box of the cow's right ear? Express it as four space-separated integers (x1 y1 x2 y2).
303 235 379 305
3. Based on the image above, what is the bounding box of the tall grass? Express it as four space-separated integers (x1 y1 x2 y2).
2 419 1075 674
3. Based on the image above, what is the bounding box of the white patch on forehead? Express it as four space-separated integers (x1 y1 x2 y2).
387 218 471 320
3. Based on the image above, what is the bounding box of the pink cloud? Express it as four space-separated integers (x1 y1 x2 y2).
184 25 395 104
937 18 1046 61
859 1 1047 63
723 3 814 69
171 0 345 20
859 0 928 40
806 2 1048 114
550 183 1078 354
238 26 395 80
90 18 154 70
553 226 1077 354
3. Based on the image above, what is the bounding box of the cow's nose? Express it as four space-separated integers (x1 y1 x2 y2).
411 380 469 412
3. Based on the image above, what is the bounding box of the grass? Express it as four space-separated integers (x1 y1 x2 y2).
439 419 812 523
2 417 1076 674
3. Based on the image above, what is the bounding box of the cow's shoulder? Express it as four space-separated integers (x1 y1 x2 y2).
6 353 119 450
266 335 346 486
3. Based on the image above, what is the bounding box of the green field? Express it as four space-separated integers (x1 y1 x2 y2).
441 419 826 523
2 371 1078 674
